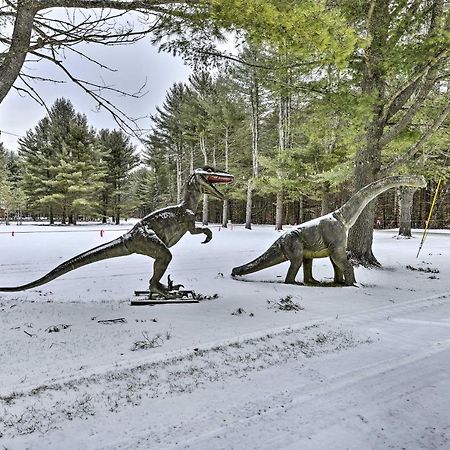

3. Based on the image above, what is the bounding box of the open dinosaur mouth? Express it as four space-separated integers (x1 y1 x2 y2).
205 173 234 184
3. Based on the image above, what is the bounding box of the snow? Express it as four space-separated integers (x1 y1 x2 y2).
0 223 449 449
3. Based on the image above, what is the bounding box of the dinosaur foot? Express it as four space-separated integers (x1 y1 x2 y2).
302 279 321 286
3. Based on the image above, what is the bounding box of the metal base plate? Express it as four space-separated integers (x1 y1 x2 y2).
131 298 199 305
131 289 198 305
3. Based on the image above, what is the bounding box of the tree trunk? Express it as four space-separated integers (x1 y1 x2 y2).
115 191 121 224
275 91 290 231
298 196 304 224
347 0 389 267
321 184 332 215
222 128 229 228
245 64 260 230
200 136 208 225
346 137 382 266
275 191 283 230
176 151 182 203
0 2 38 104
222 198 229 228
245 180 253 229
102 192 108 224
49 206 54 225
398 187 416 238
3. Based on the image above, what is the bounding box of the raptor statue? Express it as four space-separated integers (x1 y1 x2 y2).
232 175 426 286
0 167 234 298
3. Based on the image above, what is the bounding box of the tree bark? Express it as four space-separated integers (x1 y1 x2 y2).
176 150 182 203
200 135 208 225
347 0 389 267
275 191 283 230
222 127 229 228
398 187 416 238
321 184 333 215
275 92 289 231
189 148 194 173
245 180 253 229
0 1 38 104
245 64 260 230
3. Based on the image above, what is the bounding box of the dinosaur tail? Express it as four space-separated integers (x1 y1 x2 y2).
232 241 287 277
0 237 131 292
337 175 426 229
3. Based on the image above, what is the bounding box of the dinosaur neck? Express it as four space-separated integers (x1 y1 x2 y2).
336 175 425 229
181 177 203 212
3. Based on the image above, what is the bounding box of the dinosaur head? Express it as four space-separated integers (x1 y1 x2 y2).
193 166 234 200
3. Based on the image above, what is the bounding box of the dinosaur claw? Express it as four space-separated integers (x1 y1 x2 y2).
167 275 184 291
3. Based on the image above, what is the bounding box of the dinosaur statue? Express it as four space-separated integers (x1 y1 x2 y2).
232 175 426 286
0 167 234 298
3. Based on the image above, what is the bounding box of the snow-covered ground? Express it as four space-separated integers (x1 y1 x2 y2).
0 223 449 449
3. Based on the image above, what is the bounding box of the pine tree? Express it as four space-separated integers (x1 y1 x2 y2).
19 98 107 224
98 129 139 224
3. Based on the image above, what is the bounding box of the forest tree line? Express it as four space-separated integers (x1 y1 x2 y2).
0 72 448 230
1 0 450 234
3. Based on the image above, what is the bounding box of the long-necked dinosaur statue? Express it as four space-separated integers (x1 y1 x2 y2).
232 175 426 286
0 167 234 298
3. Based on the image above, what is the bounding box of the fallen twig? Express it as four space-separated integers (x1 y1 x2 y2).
97 317 127 324
131 332 164 351
23 330 33 337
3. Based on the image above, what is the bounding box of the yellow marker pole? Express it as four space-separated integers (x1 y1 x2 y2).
416 179 442 258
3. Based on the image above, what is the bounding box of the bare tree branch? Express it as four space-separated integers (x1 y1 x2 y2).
35 0 202 10
379 76 437 148
381 49 448 125
381 102 450 176
30 49 147 139
18 73 51 113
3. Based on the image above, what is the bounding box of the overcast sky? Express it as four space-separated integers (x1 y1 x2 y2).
0 34 192 153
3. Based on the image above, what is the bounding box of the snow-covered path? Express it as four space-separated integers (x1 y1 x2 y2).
1 224 449 448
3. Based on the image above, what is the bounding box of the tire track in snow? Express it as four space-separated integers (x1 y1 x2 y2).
2 290 448 399
167 342 450 450
0 324 365 439
0 292 448 443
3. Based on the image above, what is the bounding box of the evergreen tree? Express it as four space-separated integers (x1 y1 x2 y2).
0 147 11 223
98 129 139 224
19 115 57 222
145 83 192 203
19 98 107 224
127 167 158 218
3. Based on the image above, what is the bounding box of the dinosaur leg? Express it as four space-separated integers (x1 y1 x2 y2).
302 258 319 285
285 260 302 285
329 249 356 286
330 258 345 284
282 236 303 285
131 231 173 297
149 251 173 296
